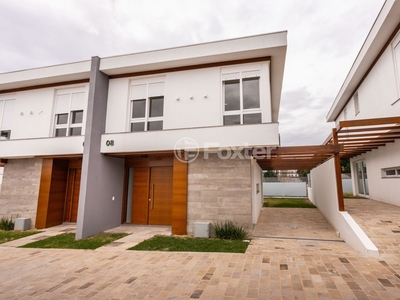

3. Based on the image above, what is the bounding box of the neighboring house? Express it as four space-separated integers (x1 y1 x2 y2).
326 0 400 206
0 32 287 238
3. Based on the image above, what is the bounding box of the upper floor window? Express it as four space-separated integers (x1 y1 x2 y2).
393 32 400 91
130 81 164 132
222 70 261 125
0 98 15 140
354 92 360 116
54 89 85 137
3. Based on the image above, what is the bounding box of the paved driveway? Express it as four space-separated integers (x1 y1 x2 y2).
253 207 342 242
0 200 400 299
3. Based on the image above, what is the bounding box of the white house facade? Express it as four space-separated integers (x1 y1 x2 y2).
326 0 400 206
0 33 287 238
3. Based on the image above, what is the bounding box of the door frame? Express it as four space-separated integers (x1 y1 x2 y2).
122 153 188 234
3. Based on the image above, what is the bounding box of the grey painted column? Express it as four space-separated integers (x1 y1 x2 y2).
76 56 125 239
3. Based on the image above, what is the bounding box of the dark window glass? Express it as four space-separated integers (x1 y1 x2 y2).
69 127 82 136
243 77 260 109
148 121 163 131
0 130 11 140
71 110 83 124
149 97 164 118
131 122 145 132
55 128 67 137
56 113 68 125
132 99 146 118
243 113 262 124
224 80 240 111
223 115 240 125
386 169 396 176
397 169 400 175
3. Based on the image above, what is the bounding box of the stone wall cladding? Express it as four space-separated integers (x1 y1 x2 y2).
187 153 252 236
0 159 42 228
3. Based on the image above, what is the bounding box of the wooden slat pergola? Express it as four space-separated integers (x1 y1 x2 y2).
324 116 400 159
254 145 341 170
255 116 400 213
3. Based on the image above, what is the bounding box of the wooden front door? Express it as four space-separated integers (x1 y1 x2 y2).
64 167 81 222
130 166 173 225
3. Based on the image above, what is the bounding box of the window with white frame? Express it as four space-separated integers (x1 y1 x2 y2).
130 81 164 132
354 92 360 116
382 166 400 178
393 32 400 92
0 98 15 140
53 89 85 137
222 70 261 125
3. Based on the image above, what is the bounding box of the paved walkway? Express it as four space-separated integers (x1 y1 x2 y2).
345 198 400 262
0 199 399 299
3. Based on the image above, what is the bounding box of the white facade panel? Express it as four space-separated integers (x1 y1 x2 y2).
101 123 279 154
350 140 400 206
105 62 272 134
2 84 89 140
336 45 400 126
0 136 84 158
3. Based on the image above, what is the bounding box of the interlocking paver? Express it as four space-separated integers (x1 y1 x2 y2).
0 199 400 298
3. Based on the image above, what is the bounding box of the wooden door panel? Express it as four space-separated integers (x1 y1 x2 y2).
148 167 173 225
131 167 150 224
70 168 81 222
64 168 81 223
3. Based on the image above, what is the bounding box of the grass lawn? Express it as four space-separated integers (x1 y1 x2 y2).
128 235 249 253
19 232 128 250
263 197 316 208
0 230 41 245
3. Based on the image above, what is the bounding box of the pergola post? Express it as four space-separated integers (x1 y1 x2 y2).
332 128 345 211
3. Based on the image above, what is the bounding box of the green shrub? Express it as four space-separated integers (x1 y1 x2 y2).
0 217 14 231
212 220 249 240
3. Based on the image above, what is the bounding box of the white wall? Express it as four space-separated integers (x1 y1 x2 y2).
0 136 84 158
350 139 400 205
336 34 400 124
105 62 271 133
101 123 279 153
251 158 263 225
0 83 89 140
310 158 379 257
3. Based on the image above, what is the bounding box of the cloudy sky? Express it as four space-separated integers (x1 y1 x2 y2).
0 0 385 146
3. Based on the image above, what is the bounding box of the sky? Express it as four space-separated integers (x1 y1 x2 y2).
0 0 386 146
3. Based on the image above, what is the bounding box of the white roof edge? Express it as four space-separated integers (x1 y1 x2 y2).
101 31 287 62
326 0 400 122
0 60 91 91
99 32 287 74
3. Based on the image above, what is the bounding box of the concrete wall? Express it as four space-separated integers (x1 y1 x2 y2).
350 139 400 206
187 153 252 236
0 159 42 228
310 158 379 257
76 57 125 239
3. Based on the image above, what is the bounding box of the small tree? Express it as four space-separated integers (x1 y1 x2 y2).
263 170 277 177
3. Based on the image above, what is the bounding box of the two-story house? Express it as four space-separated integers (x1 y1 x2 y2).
0 32 287 238
326 0 400 206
